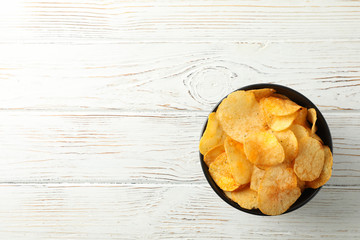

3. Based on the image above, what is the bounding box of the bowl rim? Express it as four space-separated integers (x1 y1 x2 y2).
199 83 333 216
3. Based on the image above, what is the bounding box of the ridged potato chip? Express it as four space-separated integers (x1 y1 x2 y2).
216 91 266 143
244 131 285 167
294 136 325 181
209 152 240 191
224 137 252 185
204 144 225 167
229 187 258 210
249 88 275 101
250 166 265 192
199 112 226 155
307 146 333 189
273 129 298 163
258 165 301 215
307 108 317 135
260 96 301 116
264 111 298 131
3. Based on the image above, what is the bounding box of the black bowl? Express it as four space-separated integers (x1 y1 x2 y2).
200 83 333 216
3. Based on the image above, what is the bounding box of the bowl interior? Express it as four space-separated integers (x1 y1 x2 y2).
200 83 333 216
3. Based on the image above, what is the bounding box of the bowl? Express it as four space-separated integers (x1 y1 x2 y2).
200 83 333 216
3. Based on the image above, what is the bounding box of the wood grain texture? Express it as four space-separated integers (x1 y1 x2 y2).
1 0 360 43
0 111 358 187
0 184 358 239
0 42 360 111
1 0 360 238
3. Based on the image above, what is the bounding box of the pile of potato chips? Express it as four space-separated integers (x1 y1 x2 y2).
200 88 333 215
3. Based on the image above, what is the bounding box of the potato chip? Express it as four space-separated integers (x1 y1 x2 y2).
229 187 258 210
264 111 298 131
273 129 298 163
294 136 325 181
259 187 301 216
244 131 285 167
204 144 225 167
199 112 226 155
260 96 301 116
307 108 317 134
289 124 309 141
216 91 266 143
271 93 290 100
224 191 232 199
249 88 275 101
293 107 308 127
224 137 252 185
250 166 265 192
258 165 301 215
209 152 240 191
297 177 306 192
312 133 323 144
307 146 333 189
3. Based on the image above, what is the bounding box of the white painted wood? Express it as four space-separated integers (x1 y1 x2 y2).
0 184 358 239
0 111 358 187
1 0 360 238
1 0 360 44
0 42 360 111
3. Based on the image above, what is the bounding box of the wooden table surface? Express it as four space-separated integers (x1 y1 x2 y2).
1 0 360 239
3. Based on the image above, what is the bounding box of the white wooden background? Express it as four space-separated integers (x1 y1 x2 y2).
0 0 360 239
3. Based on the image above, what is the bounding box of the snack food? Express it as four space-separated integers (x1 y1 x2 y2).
200 88 333 215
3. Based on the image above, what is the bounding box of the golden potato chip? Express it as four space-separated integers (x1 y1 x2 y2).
224 191 232 199
264 111 298 131
229 187 258 210
244 131 285 167
249 88 276 101
297 177 306 192
293 107 308 127
209 152 240 191
199 112 226 155
289 124 309 141
258 165 300 215
204 144 225 167
216 91 266 143
294 136 325 181
307 108 317 134
273 129 298 163
278 161 294 169
307 146 333 189
262 165 298 190
260 96 301 116
250 166 265 192
271 93 290 100
312 133 323 144
259 187 301 216
224 137 252 185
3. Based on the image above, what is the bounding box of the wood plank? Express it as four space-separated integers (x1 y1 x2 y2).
1 0 360 43
0 42 360 111
0 184 358 239
0 111 358 186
